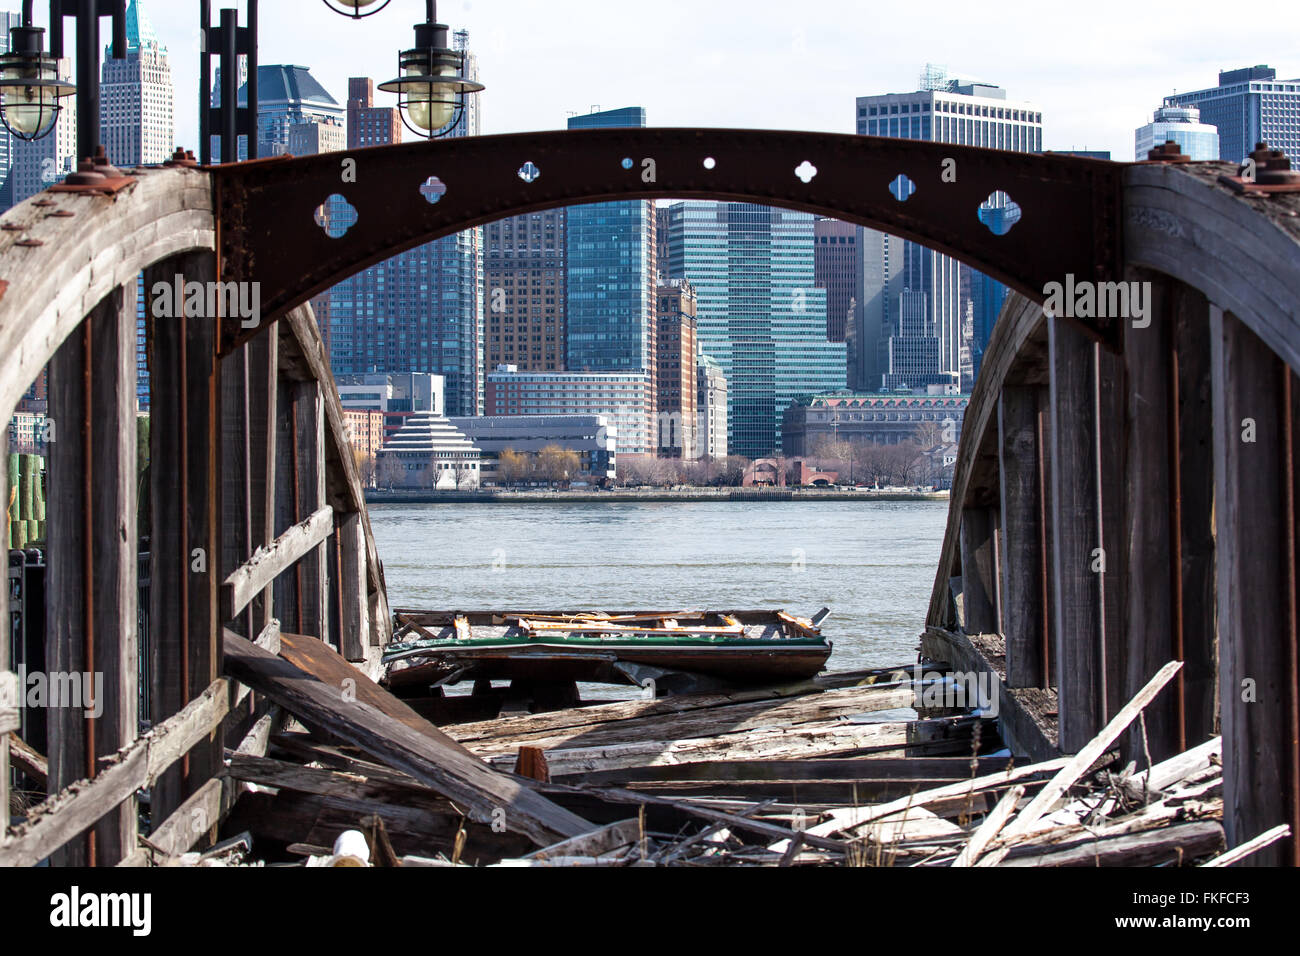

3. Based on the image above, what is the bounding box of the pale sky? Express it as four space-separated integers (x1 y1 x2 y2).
11 0 1297 161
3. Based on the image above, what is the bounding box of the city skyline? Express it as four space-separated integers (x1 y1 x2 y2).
15 0 1289 165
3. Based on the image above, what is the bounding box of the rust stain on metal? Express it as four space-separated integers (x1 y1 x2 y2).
211 128 1129 354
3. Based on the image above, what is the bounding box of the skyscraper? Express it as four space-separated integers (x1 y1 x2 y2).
1165 66 1300 164
323 44 485 417
665 201 847 459
484 209 566 371
565 107 657 441
1135 103 1219 161
813 218 859 343
856 72 1042 390
100 0 173 167
656 279 698 458
211 64 342 161
98 1 174 411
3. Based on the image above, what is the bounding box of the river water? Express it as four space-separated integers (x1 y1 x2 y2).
368 500 948 682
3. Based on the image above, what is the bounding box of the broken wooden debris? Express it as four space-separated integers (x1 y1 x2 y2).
221 629 594 847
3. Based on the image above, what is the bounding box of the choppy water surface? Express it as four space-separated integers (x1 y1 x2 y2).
369 500 947 677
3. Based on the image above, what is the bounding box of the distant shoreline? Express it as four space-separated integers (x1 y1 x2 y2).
365 487 950 504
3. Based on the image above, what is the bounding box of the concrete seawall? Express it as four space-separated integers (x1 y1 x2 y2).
365 487 950 505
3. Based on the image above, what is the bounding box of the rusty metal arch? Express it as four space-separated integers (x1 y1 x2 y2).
213 128 1126 353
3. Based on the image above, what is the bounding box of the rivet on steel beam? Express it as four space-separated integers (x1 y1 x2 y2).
1247 141 1300 186
1147 140 1190 163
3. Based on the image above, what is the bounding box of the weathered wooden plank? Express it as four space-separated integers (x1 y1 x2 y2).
1096 343 1126 723
0 169 214 423
1000 820 1223 867
521 819 639 861
0 678 229 867
1173 285 1217 749
1122 274 1180 763
959 507 999 635
977 660 1182 867
145 250 222 836
45 310 91 864
294 380 330 642
458 682 922 757
999 385 1047 686
338 512 369 662
6 732 46 788
89 282 141 865
1048 315 1105 752
221 505 334 622
222 630 594 846
484 715 992 776
271 372 299 633
144 777 226 860
1211 307 1295 866
276 630 475 756
249 330 278 632
0 442 7 836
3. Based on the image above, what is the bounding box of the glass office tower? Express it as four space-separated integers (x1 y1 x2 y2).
664 202 846 459
1165 66 1300 164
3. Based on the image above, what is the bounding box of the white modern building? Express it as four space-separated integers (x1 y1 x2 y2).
376 413 481 490
696 354 728 460
1135 104 1219 161
449 414 617 482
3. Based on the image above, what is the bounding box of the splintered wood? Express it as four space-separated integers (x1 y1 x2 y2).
203 639 1240 867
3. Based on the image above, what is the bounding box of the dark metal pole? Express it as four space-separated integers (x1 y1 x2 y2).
219 6 236 163
75 0 98 161
246 0 257 160
199 0 210 164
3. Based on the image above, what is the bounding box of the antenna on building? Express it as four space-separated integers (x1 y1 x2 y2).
919 63 948 91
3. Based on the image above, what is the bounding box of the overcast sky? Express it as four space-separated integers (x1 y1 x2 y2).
12 0 1295 161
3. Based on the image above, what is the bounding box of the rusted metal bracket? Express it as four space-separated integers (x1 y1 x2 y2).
211 127 1128 354
1219 141 1300 195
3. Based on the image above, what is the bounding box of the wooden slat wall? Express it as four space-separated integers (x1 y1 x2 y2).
145 251 222 837
1122 275 1180 763
959 508 999 635
1048 316 1105 752
294 381 329 643
998 385 1048 687
1211 306 1296 867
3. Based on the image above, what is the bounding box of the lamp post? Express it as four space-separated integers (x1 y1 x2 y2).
379 0 482 139
321 0 392 17
0 0 75 142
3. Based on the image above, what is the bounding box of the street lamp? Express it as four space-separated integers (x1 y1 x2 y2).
0 1 74 142
321 0 392 17
379 0 482 139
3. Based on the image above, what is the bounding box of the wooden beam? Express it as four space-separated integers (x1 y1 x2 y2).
43 284 140 864
221 630 594 847
1211 306 1296 866
1173 285 1217 750
1122 274 1180 763
145 251 222 835
271 371 299 633
999 385 1047 687
144 777 226 860
1048 315 1105 752
959 507 999 635
337 512 369 662
0 678 229 868
221 505 334 622
249 330 278 633
7 732 48 788
294 380 330 642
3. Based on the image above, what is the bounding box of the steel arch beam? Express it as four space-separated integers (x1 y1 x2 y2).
212 128 1126 353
